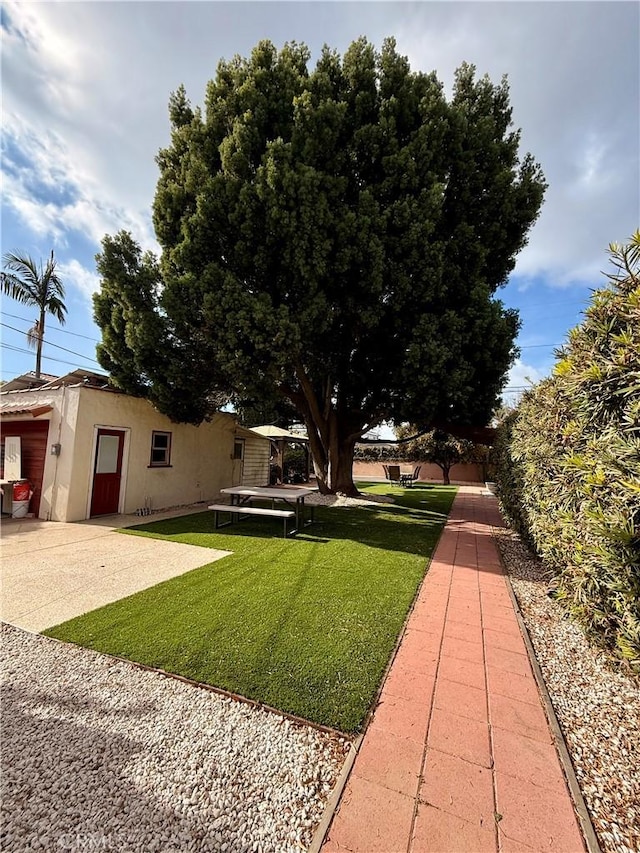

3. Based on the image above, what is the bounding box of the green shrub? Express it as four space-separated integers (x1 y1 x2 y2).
356 430 488 483
497 234 640 669
283 446 308 481
354 444 398 462
493 410 534 550
470 443 495 483
416 430 476 485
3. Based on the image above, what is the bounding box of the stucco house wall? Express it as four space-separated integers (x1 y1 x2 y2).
1 384 270 522
69 387 239 521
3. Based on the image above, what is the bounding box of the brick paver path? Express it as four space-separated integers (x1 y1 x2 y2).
322 487 586 853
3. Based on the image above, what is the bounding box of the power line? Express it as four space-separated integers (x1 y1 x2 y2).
0 313 561 353
0 311 101 343
0 311 573 353
1 322 101 364
0 342 100 371
519 343 561 349
1 315 550 393
504 296 591 310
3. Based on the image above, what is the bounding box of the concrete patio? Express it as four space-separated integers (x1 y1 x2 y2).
0 506 230 632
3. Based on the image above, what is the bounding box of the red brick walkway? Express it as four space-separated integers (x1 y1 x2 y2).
322 487 586 853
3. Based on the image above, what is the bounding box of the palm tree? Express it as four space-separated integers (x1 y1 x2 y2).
1 250 67 378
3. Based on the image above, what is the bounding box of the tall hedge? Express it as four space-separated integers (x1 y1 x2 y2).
491 409 533 549
495 235 640 669
354 444 399 462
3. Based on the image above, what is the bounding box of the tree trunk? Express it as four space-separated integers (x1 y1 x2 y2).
305 415 359 496
35 310 45 379
439 464 451 485
287 365 361 496
327 440 359 495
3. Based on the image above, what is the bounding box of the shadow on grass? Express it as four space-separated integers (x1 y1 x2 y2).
45 484 457 733
123 484 456 561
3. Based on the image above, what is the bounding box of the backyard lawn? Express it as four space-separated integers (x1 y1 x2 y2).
44 483 456 733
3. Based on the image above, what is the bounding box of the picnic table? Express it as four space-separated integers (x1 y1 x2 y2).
210 485 318 537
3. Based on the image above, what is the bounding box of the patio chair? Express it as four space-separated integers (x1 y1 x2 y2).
400 465 422 488
383 464 402 484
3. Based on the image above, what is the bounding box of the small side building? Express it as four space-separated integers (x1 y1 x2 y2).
0 370 270 522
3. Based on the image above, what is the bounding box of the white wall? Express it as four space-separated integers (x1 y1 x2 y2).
70 388 239 521
241 434 270 486
2 386 272 521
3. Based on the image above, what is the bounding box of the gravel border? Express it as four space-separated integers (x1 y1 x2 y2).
305 492 395 508
9 493 635 852
0 493 395 853
0 624 351 853
493 529 640 853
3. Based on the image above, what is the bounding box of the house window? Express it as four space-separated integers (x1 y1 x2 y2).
150 431 172 467
233 439 244 460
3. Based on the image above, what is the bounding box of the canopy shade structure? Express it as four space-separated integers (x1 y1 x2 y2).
249 425 311 484
249 425 308 442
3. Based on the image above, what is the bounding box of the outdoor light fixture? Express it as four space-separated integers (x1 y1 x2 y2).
51 443 61 456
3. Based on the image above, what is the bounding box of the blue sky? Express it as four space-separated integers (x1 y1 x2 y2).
1 0 639 411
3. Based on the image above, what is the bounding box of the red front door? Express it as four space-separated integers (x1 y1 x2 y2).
90 429 125 517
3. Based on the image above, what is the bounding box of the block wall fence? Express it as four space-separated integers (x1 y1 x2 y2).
352 461 485 484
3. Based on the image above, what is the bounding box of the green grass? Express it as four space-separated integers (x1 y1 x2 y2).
44 483 456 733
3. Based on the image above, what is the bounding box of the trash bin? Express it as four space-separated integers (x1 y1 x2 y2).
12 480 32 518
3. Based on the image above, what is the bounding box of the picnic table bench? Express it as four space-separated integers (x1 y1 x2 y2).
208 503 295 538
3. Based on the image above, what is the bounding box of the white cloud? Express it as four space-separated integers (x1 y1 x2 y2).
2 153 156 254
502 358 548 407
57 259 101 301
2 2 159 252
577 133 608 190
2 0 638 295
3 182 65 244
396 2 639 288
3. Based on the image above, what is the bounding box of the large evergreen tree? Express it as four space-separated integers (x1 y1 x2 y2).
94 38 546 494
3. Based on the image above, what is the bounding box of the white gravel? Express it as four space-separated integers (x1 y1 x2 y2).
0 492 387 852
0 623 350 853
305 492 395 508
494 529 640 853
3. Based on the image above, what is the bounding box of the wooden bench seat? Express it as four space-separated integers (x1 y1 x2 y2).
208 503 296 537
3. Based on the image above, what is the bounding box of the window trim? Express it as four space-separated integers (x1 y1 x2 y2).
149 430 172 468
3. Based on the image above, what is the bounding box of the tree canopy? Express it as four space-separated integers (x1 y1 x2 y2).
395 424 476 484
94 37 546 494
